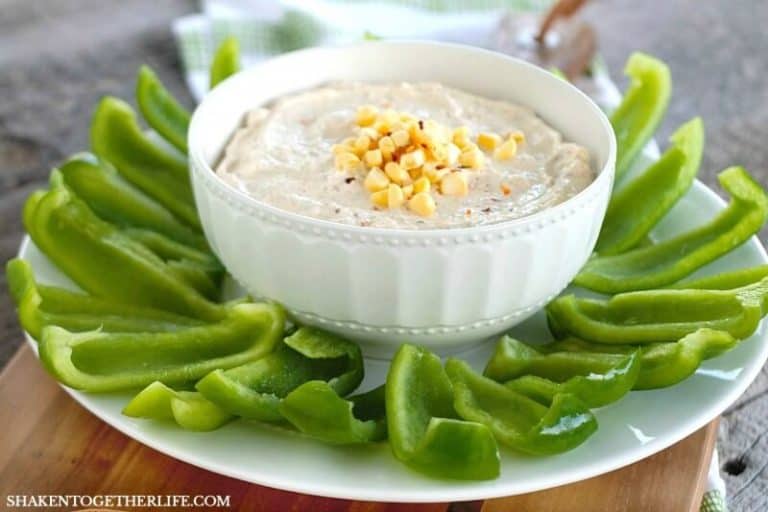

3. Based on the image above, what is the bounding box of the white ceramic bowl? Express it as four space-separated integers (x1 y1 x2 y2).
188 41 616 357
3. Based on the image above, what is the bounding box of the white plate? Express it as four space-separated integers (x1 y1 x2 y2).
19 178 768 503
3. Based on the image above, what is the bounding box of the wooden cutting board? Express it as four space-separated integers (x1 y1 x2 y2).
0 345 717 512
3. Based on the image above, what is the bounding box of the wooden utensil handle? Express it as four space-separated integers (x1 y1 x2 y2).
537 0 590 43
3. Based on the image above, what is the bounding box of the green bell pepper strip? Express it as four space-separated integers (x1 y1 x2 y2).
122 228 223 299
23 181 224 321
446 359 597 455
91 96 199 228
485 330 737 391
626 331 736 389
39 302 284 392
6 258 201 340
122 228 218 269
58 153 206 249
123 381 232 431
210 36 240 89
597 118 704 255
611 52 672 180
547 276 768 343
166 260 221 301
136 66 191 154
279 382 387 444
196 327 363 421
669 265 768 290
386 344 500 481
575 166 768 293
504 351 640 408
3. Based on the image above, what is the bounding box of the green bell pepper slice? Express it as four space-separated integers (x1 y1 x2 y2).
504 351 640 408
58 153 206 249
122 228 223 300
611 52 672 180
196 327 363 421
386 344 500 481
446 359 597 455
39 302 284 392
576 166 768 293
23 180 223 320
279 382 387 444
485 329 737 391
124 381 232 431
669 265 768 290
91 96 199 228
597 118 703 255
210 36 240 89
136 66 191 154
7 258 202 340
165 260 221 302
121 228 217 269
547 276 768 343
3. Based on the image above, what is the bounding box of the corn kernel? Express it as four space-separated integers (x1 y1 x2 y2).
388 183 405 209
360 127 379 140
364 167 390 192
509 131 525 144
384 161 411 185
413 176 431 194
370 189 389 208
402 184 414 199
331 143 349 155
459 147 485 169
355 135 372 153
494 138 518 160
408 192 436 217
364 149 384 168
429 142 448 163
335 152 361 172
378 136 396 159
440 172 469 196
424 165 449 183
422 120 444 142
374 120 392 135
391 129 410 148
381 109 399 124
446 143 461 166
401 148 425 170
453 126 471 148
477 132 502 151
356 105 378 127
421 161 436 173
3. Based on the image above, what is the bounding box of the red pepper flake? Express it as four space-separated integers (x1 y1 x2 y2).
465 209 472 217
345 177 356 184
500 183 512 196
418 120 424 130
482 207 492 213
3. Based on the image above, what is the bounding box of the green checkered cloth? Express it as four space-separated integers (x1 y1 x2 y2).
702 490 728 512
172 3 728 510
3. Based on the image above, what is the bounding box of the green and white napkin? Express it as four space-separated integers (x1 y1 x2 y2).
172 2 728 510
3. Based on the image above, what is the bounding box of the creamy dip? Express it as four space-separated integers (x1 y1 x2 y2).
216 82 595 229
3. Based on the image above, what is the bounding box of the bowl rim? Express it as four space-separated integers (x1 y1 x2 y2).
188 40 617 237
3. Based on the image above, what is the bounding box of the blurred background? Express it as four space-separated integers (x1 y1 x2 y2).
1 0 766 508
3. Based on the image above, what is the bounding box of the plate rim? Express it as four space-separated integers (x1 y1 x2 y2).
17 179 768 502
